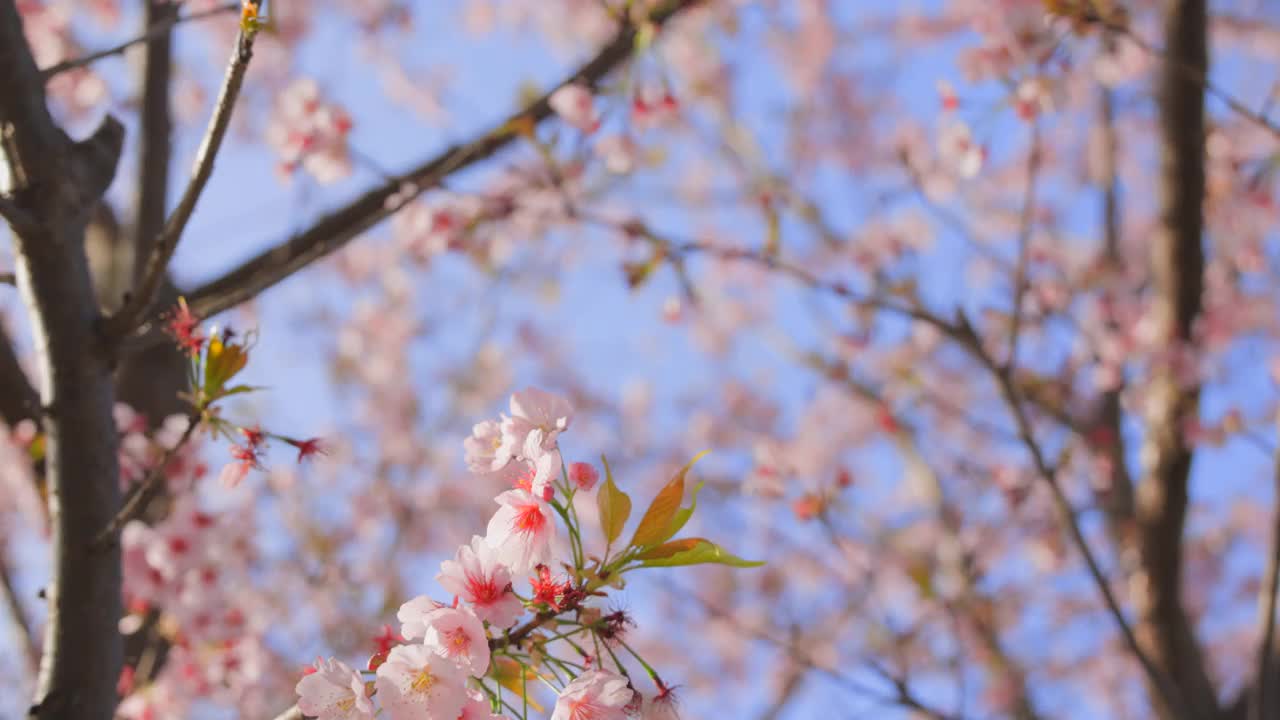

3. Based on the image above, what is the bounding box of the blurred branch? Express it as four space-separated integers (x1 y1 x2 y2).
1128 2 1218 718
950 314 1188 718
677 583 963 720
106 12 260 338
1100 18 1280 140
1005 120 1040 367
184 0 704 320
131 1 177 293
39 1 239 78
91 411 201 550
1095 69 1136 550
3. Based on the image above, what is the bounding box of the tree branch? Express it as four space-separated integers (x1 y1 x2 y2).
130 1 177 289
1130 2 1217 718
106 14 261 338
0 2 126 718
1095 65 1136 551
950 315 1189 719
185 0 703 320
39 1 239 79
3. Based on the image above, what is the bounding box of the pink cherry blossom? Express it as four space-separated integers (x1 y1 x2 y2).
464 420 507 473
295 657 374 720
422 606 491 676
497 387 574 465
552 670 635 720
396 595 448 641
549 83 600 133
265 78 354 183
374 644 468 720
436 536 522 628
485 489 557 574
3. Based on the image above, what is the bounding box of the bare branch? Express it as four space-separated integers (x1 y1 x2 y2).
950 315 1189 719
39 1 238 78
131 1 178 287
185 0 704 320
106 13 261 338
91 411 200 550
1006 120 1040 367
1095 69 1136 549
1130 2 1218 718
1103 19 1280 141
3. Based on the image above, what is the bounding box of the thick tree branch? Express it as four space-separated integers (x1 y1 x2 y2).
39 1 239 79
1130 2 1217 718
185 0 703 320
1 2 126 719
106 15 260 337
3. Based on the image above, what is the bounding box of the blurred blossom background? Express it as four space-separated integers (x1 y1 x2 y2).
3 1 1280 718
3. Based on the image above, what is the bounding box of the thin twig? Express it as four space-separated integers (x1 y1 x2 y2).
1006 120 1040 367
39 1 239 78
1105 20 1280 141
91 412 201 549
951 315 1188 718
184 0 704 320
105 14 260 339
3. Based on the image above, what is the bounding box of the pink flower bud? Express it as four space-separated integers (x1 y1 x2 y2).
569 462 599 491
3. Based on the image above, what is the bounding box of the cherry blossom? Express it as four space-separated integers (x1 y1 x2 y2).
374 644 468 720
436 535 522 628
458 689 506 720
484 489 557 574
295 657 375 720
421 606 491 676
551 670 636 720
265 78 354 183
397 595 449 642
549 83 600 133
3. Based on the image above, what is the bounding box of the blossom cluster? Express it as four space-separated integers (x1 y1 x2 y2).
297 388 757 719
266 78 355 183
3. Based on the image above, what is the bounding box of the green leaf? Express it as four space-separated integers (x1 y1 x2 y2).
635 537 703 561
637 538 763 569
597 455 631 546
202 335 249 398
210 383 263 402
665 479 704 541
630 451 707 549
